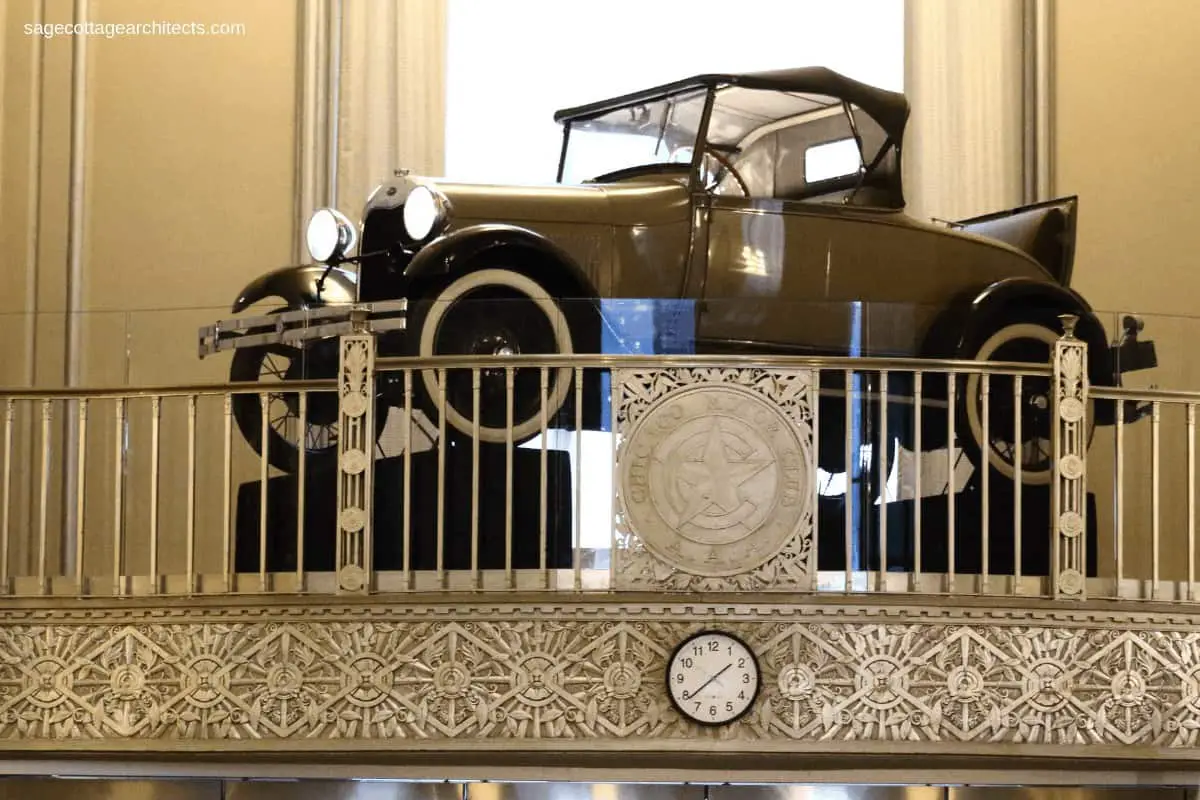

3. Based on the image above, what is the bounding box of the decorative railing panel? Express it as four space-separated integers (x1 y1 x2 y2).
612 367 817 592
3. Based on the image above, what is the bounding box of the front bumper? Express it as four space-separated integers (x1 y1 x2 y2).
197 300 408 359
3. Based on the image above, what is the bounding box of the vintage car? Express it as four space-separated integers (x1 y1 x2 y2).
199 67 1156 485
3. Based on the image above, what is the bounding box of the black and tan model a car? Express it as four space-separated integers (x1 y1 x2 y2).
198 67 1156 484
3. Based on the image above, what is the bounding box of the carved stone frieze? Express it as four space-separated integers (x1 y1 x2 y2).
2 601 1200 756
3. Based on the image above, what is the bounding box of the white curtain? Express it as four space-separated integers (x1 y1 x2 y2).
902 0 1028 222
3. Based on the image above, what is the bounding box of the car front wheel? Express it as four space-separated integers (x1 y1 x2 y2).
409 267 578 444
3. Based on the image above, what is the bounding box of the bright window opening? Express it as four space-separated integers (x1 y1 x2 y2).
805 137 862 183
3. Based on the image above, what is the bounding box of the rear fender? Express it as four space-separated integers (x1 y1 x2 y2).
232 264 357 313
956 195 1079 286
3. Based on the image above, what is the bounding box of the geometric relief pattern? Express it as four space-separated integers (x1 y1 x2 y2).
4 603 1200 755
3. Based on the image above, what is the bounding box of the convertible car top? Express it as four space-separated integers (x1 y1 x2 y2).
554 66 909 150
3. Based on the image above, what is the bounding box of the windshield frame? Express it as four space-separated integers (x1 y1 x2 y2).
555 87 715 191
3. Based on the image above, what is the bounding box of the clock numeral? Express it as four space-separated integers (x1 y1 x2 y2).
738 658 746 668
693 701 701 712
738 690 746 700
725 702 733 713
681 690 690 700
692 645 703 657
675 673 684 684
742 673 751 684
682 657 694 669
708 641 719 653
709 705 717 717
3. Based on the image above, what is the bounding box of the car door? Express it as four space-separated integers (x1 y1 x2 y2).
697 194 859 356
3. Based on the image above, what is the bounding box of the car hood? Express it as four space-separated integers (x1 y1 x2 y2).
432 178 692 228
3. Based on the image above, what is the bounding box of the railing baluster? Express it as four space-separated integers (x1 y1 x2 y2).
149 396 161 590
1151 401 1161 599
75 400 87 593
37 399 51 594
113 398 126 596
539 367 548 587
878 370 888 591
809 371 820 592
1114 400 1124 596
1 399 12 592
1189 403 1196 602
258 392 269 592
946 374 956 592
437 368 446 584
844 368 853 592
402 370 412 587
505 366 514 589
913 371 922 590
981 373 990 593
472 368 481 586
296 392 306 591
573 366 583 592
222 394 233 592
186 395 196 593
1013 375 1023 591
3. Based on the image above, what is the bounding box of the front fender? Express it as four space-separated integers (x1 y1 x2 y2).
403 224 596 296
232 264 357 313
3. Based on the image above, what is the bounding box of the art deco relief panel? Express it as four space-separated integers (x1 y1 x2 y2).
3 602 1200 759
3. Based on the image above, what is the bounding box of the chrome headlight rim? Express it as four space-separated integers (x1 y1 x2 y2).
306 207 358 263
402 184 450 243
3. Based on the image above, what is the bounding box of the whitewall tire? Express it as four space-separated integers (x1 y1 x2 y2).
417 268 575 443
962 320 1095 485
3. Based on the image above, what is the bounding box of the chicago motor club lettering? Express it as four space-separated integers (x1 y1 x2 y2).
618 382 813 578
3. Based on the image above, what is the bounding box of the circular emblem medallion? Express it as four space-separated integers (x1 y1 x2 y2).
620 385 811 577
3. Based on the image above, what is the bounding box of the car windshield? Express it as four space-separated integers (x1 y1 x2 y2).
557 89 707 184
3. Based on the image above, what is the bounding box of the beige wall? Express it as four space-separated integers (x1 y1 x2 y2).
1055 0 1200 583
2 0 302 386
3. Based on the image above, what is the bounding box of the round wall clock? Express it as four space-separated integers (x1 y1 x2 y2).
665 630 761 725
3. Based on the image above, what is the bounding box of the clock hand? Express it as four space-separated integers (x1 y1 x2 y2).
687 663 732 699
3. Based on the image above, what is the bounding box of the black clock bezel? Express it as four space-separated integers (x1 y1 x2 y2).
664 629 762 727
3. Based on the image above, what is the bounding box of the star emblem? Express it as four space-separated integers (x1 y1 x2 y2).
671 419 772 526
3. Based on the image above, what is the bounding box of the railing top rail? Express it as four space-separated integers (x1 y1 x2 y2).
0 355 1052 399
376 353 1054 374
0 378 337 401
1091 385 1200 403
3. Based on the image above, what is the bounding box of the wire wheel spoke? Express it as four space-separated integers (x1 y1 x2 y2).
258 349 339 453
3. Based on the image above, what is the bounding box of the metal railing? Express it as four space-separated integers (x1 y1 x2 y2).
0 316 1188 601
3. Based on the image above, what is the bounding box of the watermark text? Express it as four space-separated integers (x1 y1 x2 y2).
24 21 247 39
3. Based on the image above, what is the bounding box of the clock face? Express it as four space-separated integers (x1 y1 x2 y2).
666 630 760 725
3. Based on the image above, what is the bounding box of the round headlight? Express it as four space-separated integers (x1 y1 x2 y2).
305 208 357 263
403 185 446 242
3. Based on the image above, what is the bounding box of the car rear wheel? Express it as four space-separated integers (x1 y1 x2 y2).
959 312 1095 485
409 268 577 444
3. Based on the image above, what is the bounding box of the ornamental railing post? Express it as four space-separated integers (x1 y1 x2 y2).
336 306 376 594
1052 313 1088 599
